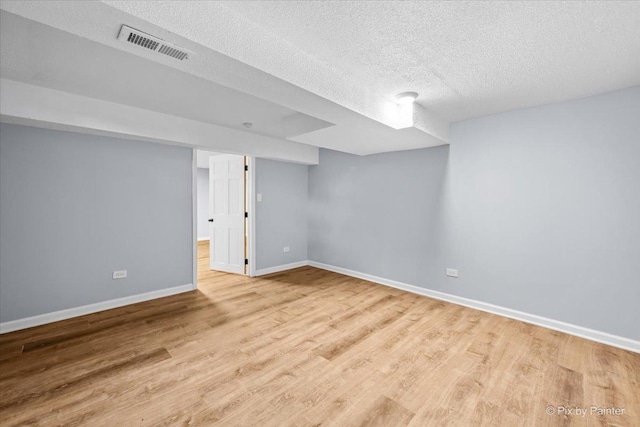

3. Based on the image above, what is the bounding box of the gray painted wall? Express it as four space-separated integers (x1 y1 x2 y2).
196 168 209 240
441 86 640 341
256 158 308 270
0 123 193 323
308 146 449 286
309 86 640 341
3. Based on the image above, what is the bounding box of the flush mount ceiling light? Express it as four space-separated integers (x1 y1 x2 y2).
395 92 419 105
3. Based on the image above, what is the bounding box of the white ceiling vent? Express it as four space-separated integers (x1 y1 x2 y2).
117 25 191 61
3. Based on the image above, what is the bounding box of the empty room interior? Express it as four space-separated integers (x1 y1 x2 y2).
1 1 639 426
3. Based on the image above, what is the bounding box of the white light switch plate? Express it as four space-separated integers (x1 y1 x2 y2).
446 268 458 278
283 246 290 253
113 270 128 279
257 193 263 202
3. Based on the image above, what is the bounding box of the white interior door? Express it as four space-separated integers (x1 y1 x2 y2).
209 154 245 274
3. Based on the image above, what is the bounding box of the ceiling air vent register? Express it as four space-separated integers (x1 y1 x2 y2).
117 25 191 61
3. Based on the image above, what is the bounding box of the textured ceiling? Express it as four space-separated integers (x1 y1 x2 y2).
0 12 333 141
105 0 640 122
0 1 446 155
1 1 639 156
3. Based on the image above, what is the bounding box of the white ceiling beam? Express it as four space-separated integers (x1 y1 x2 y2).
0 79 319 165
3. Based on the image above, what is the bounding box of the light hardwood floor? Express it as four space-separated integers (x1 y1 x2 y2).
1 241 638 426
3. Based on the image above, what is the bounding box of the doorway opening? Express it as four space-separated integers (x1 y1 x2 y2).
193 149 255 289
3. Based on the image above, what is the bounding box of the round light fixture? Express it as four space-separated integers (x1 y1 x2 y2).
395 92 419 105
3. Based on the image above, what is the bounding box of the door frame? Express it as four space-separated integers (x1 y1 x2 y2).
246 156 256 277
192 149 256 290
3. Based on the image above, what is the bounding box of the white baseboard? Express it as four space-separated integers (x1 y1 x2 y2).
255 260 309 277
308 261 640 354
197 237 210 242
0 284 194 334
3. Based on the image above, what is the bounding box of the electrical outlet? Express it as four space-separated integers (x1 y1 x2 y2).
113 270 128 279
446 268 458 278
283 246 290 253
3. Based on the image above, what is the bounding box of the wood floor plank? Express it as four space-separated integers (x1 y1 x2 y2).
0 240 637 426
335 394 415 427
